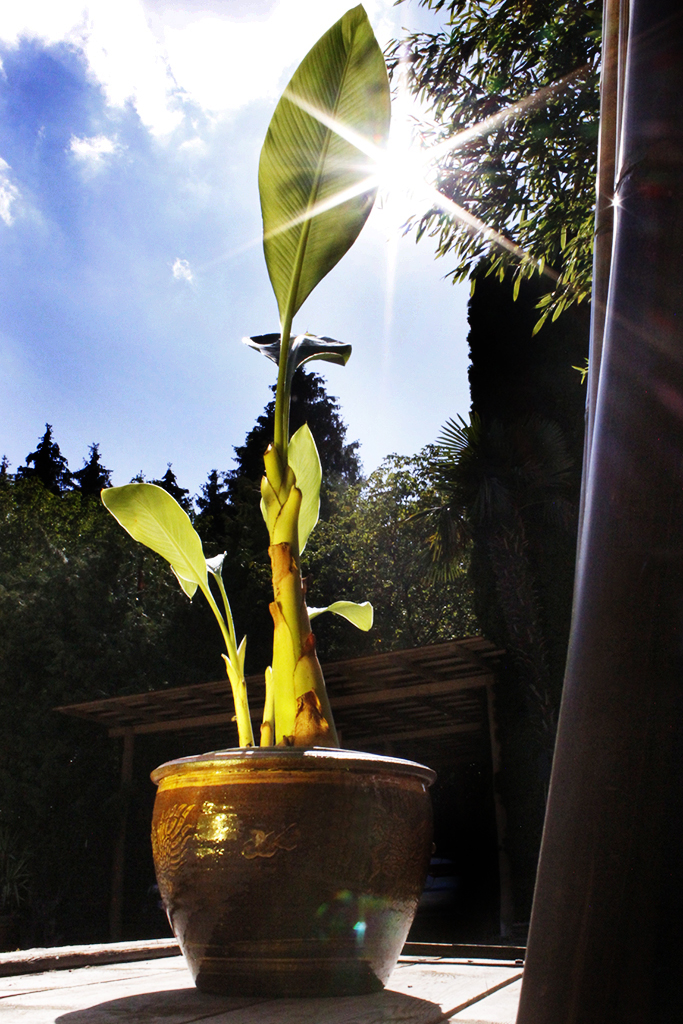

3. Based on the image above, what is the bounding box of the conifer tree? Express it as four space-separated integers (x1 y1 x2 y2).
194 470 231 548
227 369 361 507
16 425 71 494
151 465 192 514
71 444 112 497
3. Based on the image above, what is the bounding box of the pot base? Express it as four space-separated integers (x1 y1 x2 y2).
191 945 385 996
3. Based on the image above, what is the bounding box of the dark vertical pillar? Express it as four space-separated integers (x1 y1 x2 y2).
486 680 514 938
109 728 134 942
517 4 683 1022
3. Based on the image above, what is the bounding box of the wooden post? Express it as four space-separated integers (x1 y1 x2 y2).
109 728 134 942
485 681 513 939
517 3 683 1020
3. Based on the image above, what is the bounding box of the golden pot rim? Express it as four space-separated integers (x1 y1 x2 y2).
150 746 436 788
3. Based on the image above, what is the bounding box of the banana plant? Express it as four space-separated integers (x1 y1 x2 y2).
101 6 389 748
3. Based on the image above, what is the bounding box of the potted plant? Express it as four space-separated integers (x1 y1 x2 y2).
102 5 435 997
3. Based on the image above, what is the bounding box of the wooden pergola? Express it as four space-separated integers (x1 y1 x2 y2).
56 637 508 939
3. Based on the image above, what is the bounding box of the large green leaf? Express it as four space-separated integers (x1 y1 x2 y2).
102 483 208 598
288 423 321 553
308 600 373 631
259 5 390 322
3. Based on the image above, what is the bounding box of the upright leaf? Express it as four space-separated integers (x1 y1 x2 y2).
102 483 208 597
288 423 322 553
259 4 390 322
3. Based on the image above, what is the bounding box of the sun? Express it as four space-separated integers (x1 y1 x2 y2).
371 73 442 240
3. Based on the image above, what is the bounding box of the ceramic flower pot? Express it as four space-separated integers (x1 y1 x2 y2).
151 747 435 996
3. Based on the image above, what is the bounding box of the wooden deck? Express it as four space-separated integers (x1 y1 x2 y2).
0 943 523 1023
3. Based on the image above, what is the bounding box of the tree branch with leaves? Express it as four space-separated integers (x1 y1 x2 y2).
388 0 601 327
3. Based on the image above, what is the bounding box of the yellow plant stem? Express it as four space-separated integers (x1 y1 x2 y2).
201 583 255 748
222 654 255 749
268 541 337 746
261 445 338 747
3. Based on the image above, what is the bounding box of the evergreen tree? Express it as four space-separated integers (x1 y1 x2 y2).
228 368 362 504
194 470 231 549
151 465 193 514
16 425 71 495
466 269 587 720
0 456 10 483
71 444 112 497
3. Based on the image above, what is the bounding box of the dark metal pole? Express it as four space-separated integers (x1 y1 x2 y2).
517 3 683 1021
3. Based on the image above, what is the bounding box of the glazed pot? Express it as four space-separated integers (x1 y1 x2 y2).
151 747 435 996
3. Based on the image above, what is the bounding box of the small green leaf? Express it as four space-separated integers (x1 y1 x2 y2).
308 600 373 630
288 423 321 552
259 4 390 321
532 311 548 335
102 483 208 597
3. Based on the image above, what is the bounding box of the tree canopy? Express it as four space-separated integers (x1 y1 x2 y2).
389 0 601 324
306 452 477 660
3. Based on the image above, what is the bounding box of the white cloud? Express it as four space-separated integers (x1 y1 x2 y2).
0 0 182 136
178 135 207 156
158 0 388 116
0 0 399 136
0 158 20 226
69 134 121 166
172 257 193 283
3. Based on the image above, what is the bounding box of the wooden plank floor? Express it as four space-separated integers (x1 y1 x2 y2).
0 954 522 1023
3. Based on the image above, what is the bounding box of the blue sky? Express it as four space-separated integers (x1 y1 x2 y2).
0 0 471 495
